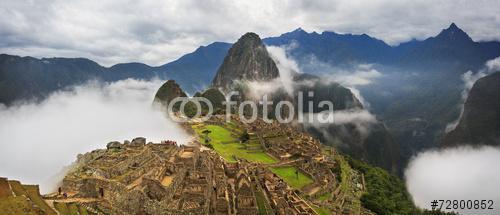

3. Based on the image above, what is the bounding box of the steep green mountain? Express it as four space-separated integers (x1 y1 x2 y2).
199 87 226 111
441 72 500 147
153 80 187 106
212 33 279 91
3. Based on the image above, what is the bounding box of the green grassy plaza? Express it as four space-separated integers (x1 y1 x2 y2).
192 124 277 164
269 166 314 189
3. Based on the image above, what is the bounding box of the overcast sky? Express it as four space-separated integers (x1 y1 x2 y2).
0 0 499 66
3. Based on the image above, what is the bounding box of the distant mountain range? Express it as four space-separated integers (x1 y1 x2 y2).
3 23 499 105
1 23 499 170
265 23 500 72
0 42 231 104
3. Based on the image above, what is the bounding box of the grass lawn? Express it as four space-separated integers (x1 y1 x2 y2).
255 190 269 215
270 166 313 189
317 192 331 201
312 206 332 215
23 185 56 215
54 202 70 214
193 124 277 164
0 196 41 215
335 154 352 195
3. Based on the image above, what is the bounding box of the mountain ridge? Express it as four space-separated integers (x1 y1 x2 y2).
2 23 500 105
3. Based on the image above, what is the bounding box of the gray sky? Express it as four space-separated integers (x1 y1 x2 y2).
0 0 499 66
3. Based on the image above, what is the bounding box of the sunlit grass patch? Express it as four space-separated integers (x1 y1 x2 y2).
270 166 313 189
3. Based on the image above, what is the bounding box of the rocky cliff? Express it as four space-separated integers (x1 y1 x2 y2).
212 33 280 91
442 72 500 147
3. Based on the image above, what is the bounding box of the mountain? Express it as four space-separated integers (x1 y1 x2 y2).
2 23 500 105
0 54 119 104
199 87 226 111
263 24 500 72
441 72 500 147
153 80 187 106
294 74 400 173
395 23 486 70
212 33 279 91
206 32 401 173
263 28 393 66
2 23 500 171
0 42 231 105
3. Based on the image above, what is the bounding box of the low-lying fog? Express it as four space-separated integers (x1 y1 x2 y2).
0 79 190 193
405 146 500 214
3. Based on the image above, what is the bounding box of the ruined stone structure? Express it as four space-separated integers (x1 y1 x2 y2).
52 114 373 214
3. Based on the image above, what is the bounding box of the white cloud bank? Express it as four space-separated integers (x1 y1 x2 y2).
0 79 190 193
304 109 378 137
405 146 500 214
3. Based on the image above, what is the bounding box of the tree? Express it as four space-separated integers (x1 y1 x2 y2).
202 129 212 144
240 129 250 143
202 129 212 137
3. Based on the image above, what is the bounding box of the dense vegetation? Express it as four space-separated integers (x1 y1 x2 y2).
346 156 416 214
345 156 460 215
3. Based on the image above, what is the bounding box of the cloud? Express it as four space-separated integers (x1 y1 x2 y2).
486 56 500 71
262 47 381 135
445 57 500 132
0 79 190 193
0 0 499 66
405 146 500 214
304 109 378 137
267 45 299 95
244 45 299 99
333 66 382 87
302 60 382 108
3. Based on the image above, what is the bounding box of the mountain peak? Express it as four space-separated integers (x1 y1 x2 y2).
449 22 459 30
293 27 306 33
212 32 279 91
239 32 261 42
436 22 472 42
